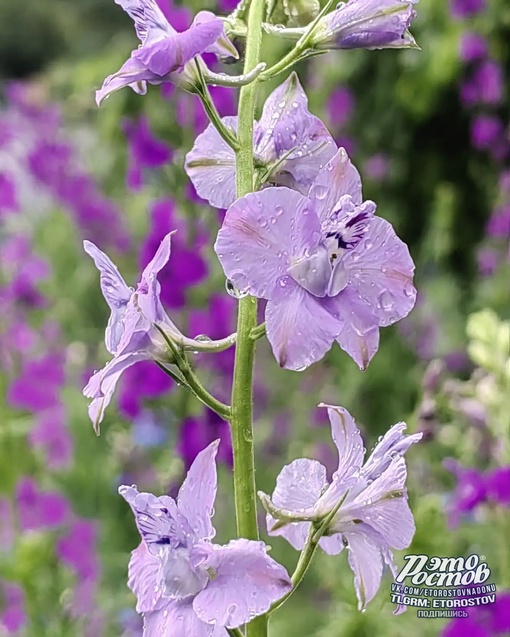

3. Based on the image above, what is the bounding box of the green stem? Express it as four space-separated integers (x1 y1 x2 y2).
250 323 266 341
231 0 265 636
259 0 337 81
269 526 319 615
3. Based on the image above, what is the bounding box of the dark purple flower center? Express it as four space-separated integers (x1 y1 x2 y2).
323 195 376 257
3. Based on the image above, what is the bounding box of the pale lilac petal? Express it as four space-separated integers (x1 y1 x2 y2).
343 532 384 610
308 148 362 224
128 542 161 613
114 0 173 44
382 548 407 614
119 485 192 551
185 117 239 209
265 281 342 369
343 217 416 327
84 351 152 432
318 534 345 555
362 423 422 482
192 539 292 628
267 516 310 551
325 405 365 480
96 56 151 106
193 11 238 59
271 458 328 511
177 440 219 541
215 188 321 299
83 240 132 354
257 73 336 191
144 599 221 637
140 232 173 281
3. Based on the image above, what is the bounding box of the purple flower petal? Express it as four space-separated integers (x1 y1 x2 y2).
143 598 221 637
265 281 342 369
115 0 174 44
84 240 132 354
216 187 323 299
96 56 151 106
191 539 292 628
177 441 219 541
127 543 161 612
184 117 240 209
343 532 384 610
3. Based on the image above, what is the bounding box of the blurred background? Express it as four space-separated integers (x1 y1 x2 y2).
0 0 509 635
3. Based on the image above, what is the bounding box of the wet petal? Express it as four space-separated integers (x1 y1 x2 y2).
114 0 173 44
215 187 321 300
84 351 152 432
96 56 152 106
343 217 416 328
362 423 422 482
271 458 328 512
266 517 310 551
83 240 132 354
193 11 239 59
192 539 292 628
140 232 173 282
318 534 345 555
185 117 240 209
265 281 343 370
308 148 362 224
177 441 219 541
127 542 161 613
144 599 221 637
343 532 384 610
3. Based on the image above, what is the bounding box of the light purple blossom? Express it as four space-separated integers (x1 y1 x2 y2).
312 0 419 51
119 441 292 635
185 72 337 209
459 32 488 63
0 583 26 634
15 477 70 531
28 407 74 470
83 233 189 431
450 0 485 19
444 460 487 527
0 172 18 215
215 148 416 371
470 115 504 151
96 0 238 105
123 116 173 190
260 405 421 611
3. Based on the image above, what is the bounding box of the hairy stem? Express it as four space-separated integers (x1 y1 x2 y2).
231 0 266 636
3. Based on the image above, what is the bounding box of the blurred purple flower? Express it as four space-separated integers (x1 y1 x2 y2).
119 442 291 634
450 0 485 19
477 248 499 276
216 148 416 371
178 410 232 470
486 467 510 507
123 117 173 190
444 460 487 527
186 72 337 208
57 520 100 579
131 410 169 447
15 477 69 531
29 407 74 470
140 199 208 309
96 0 237 104
470 115 504 151
326 87 355 130
312 0 418 50
443 591 510 637
459 32 488 63
473 60 504 106
0 236 50 309
119 361 174 419
364 153 390 182
0 173 18 215
0 583 26 634
486 207 510 238
262 405 421 611
218 0 238 11
8 354 64 412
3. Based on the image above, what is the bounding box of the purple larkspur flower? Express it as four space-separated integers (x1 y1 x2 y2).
459 32 488 63
178 410 232 470
444 460 487 527
450 0 485 19
486 207 510 238
485 467 510 507
29 407 74 470
96 0 238 105
140 199 208 309
83 234 180 430
185 72 337 209
57 520 100 579
260 405 421 611
471 115 504 151
0 172 18 215
119 441 291 635
123 117 173 190
15 477 70 531
442 591 510 637
472 60 504 106
119 361 174 419
215 148 416 371
311 0 419 50
8 354 64 412
326 87 355 130
0 583 26 634
131 410 169 447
